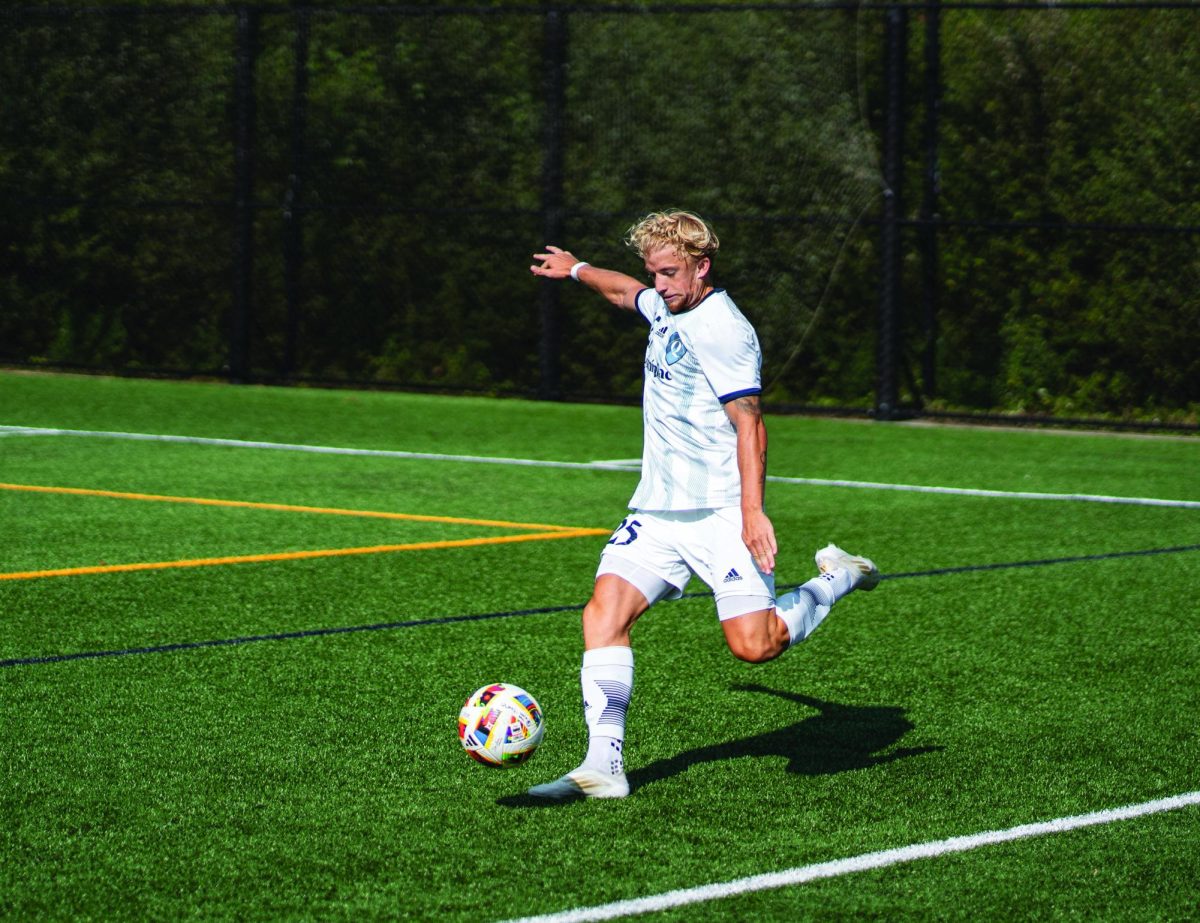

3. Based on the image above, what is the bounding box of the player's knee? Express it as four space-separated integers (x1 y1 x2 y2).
722 609 788 663
581 597 608 628
727 635 784 664
582 597 633 647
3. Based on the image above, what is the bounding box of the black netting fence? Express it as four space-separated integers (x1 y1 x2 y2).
2 2 1197 429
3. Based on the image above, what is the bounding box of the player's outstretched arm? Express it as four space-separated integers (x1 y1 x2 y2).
531 245 643 312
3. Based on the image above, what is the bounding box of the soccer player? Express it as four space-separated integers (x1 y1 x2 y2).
527 210 879 800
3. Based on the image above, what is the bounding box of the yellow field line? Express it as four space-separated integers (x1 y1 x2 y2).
0 482 593 533
0 529 607 582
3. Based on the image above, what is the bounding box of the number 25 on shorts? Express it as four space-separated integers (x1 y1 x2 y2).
607 517 642 547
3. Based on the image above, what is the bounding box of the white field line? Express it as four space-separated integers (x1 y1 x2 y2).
0 425 637 471
2 425 1197 509
500 790 1200 923
767 474 1200 509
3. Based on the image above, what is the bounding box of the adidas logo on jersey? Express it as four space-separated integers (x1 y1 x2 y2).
723 568 742 583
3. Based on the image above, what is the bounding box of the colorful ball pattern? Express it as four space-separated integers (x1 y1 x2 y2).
458 683 545 767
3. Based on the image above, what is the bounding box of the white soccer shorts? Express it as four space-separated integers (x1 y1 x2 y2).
596 507 776 620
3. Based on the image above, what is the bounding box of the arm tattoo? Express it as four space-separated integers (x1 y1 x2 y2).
726 395 768 485
732 394 762 419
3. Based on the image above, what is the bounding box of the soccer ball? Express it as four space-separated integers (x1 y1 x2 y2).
458 683 545 767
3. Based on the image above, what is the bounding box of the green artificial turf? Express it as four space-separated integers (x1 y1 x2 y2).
1 370 1197 921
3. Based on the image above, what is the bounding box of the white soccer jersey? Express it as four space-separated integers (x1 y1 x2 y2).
628 287 763 511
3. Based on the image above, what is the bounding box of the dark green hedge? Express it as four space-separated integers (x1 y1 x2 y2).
1 3 1196 420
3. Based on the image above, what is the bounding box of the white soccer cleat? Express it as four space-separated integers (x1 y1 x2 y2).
815 543 880 592
527 768 630 801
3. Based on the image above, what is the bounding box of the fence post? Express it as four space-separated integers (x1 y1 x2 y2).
283 5 311 381
919 0 941 401
538 5 568 401
230 5 259 384
876 4 907 421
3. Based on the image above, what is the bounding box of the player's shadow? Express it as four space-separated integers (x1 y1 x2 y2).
498 684 940 808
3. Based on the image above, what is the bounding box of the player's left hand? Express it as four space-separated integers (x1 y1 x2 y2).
743 510 778 575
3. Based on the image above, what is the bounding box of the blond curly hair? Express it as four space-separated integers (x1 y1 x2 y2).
625 210 720 263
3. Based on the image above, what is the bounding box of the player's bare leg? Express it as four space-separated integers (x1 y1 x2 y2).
721 606 792 663
723 544 880 662
528 575 647 801
581 573 649 649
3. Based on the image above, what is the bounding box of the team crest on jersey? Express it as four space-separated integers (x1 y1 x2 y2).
665 332 687 365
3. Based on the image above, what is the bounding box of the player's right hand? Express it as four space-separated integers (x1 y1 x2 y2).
531 245 579 279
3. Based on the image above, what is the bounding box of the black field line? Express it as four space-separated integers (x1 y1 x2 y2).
0 602 585 668
882 543 1200 580
3 544 1198 670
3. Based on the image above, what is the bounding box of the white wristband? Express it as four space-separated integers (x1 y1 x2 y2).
569 261 590 281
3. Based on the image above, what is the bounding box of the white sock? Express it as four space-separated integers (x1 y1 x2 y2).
776 568 856 647
580 645 633 777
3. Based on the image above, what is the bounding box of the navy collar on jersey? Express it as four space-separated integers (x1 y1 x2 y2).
639 287 726 317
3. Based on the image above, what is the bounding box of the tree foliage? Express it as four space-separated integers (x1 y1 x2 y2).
0 3 1195 419
933 7 1199 417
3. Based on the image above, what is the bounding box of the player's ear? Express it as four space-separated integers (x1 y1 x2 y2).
695 256 712 280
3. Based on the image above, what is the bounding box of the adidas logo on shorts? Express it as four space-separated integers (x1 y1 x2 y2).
723 568 742 583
